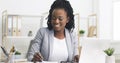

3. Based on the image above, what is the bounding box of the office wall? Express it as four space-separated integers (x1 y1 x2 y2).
98 0 113 39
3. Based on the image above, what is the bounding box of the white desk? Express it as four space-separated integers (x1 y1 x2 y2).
0 59 59 63
0 61 58 63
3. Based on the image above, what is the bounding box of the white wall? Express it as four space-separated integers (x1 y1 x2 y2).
88 0 114 39
97 0 113 39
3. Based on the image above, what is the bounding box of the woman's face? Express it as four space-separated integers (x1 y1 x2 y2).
51 9 69 32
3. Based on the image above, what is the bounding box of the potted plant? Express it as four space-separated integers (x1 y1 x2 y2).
79 30 85 37
104 48 115 63
14 51 21 59
28 30 33 36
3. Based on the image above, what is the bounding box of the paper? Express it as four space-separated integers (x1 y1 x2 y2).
40 61 58 63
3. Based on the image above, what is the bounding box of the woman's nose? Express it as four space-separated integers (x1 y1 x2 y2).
54 18 59 23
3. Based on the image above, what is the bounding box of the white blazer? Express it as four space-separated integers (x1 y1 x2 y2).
27 27 79 61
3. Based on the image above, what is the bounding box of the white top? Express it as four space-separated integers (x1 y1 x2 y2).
48 37 68 62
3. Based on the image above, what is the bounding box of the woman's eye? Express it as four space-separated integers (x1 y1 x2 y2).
59 18 63 21
59 17 63 21
52 17 56 20
52 16 64 21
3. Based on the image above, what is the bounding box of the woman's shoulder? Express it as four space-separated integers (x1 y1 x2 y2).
39 27 48 30
38 27 49 32
38 27 52 34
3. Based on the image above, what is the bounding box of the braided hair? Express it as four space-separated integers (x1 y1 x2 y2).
47 0 75 31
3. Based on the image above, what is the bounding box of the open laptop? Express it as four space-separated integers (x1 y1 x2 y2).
79 39 111 63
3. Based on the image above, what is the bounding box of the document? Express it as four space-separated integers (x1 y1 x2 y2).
40 61 58 63
12 16 18 36
8 16 13 36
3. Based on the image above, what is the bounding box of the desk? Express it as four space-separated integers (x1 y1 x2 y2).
0 61 58 63
1 61 77 63
0 59 59 63
0 61 33 63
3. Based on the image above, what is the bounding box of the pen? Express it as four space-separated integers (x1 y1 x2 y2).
0 46 9 57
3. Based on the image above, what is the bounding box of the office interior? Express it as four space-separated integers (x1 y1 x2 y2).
0 0 120 63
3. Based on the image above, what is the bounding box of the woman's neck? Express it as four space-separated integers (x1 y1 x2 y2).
54 31 65 39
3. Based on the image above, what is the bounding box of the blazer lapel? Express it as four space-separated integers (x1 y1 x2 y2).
48 30 54 60
65 29 73 61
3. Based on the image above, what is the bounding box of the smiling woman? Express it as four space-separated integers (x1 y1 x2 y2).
27 0 79 62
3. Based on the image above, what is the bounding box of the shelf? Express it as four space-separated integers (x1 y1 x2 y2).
6 36 34 39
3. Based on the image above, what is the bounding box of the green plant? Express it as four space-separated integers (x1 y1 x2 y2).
15 51 21 55
29 31 32 33
104 48 115 56
79 30 85 34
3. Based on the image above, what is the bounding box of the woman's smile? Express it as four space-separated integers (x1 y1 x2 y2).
54 24 60 28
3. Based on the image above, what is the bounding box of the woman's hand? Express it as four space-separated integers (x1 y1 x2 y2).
74 55 79 62
32 52 43 62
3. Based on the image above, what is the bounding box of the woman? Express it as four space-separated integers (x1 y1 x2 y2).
27 0 79 62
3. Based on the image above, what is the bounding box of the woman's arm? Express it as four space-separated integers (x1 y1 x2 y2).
27 28 44 61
